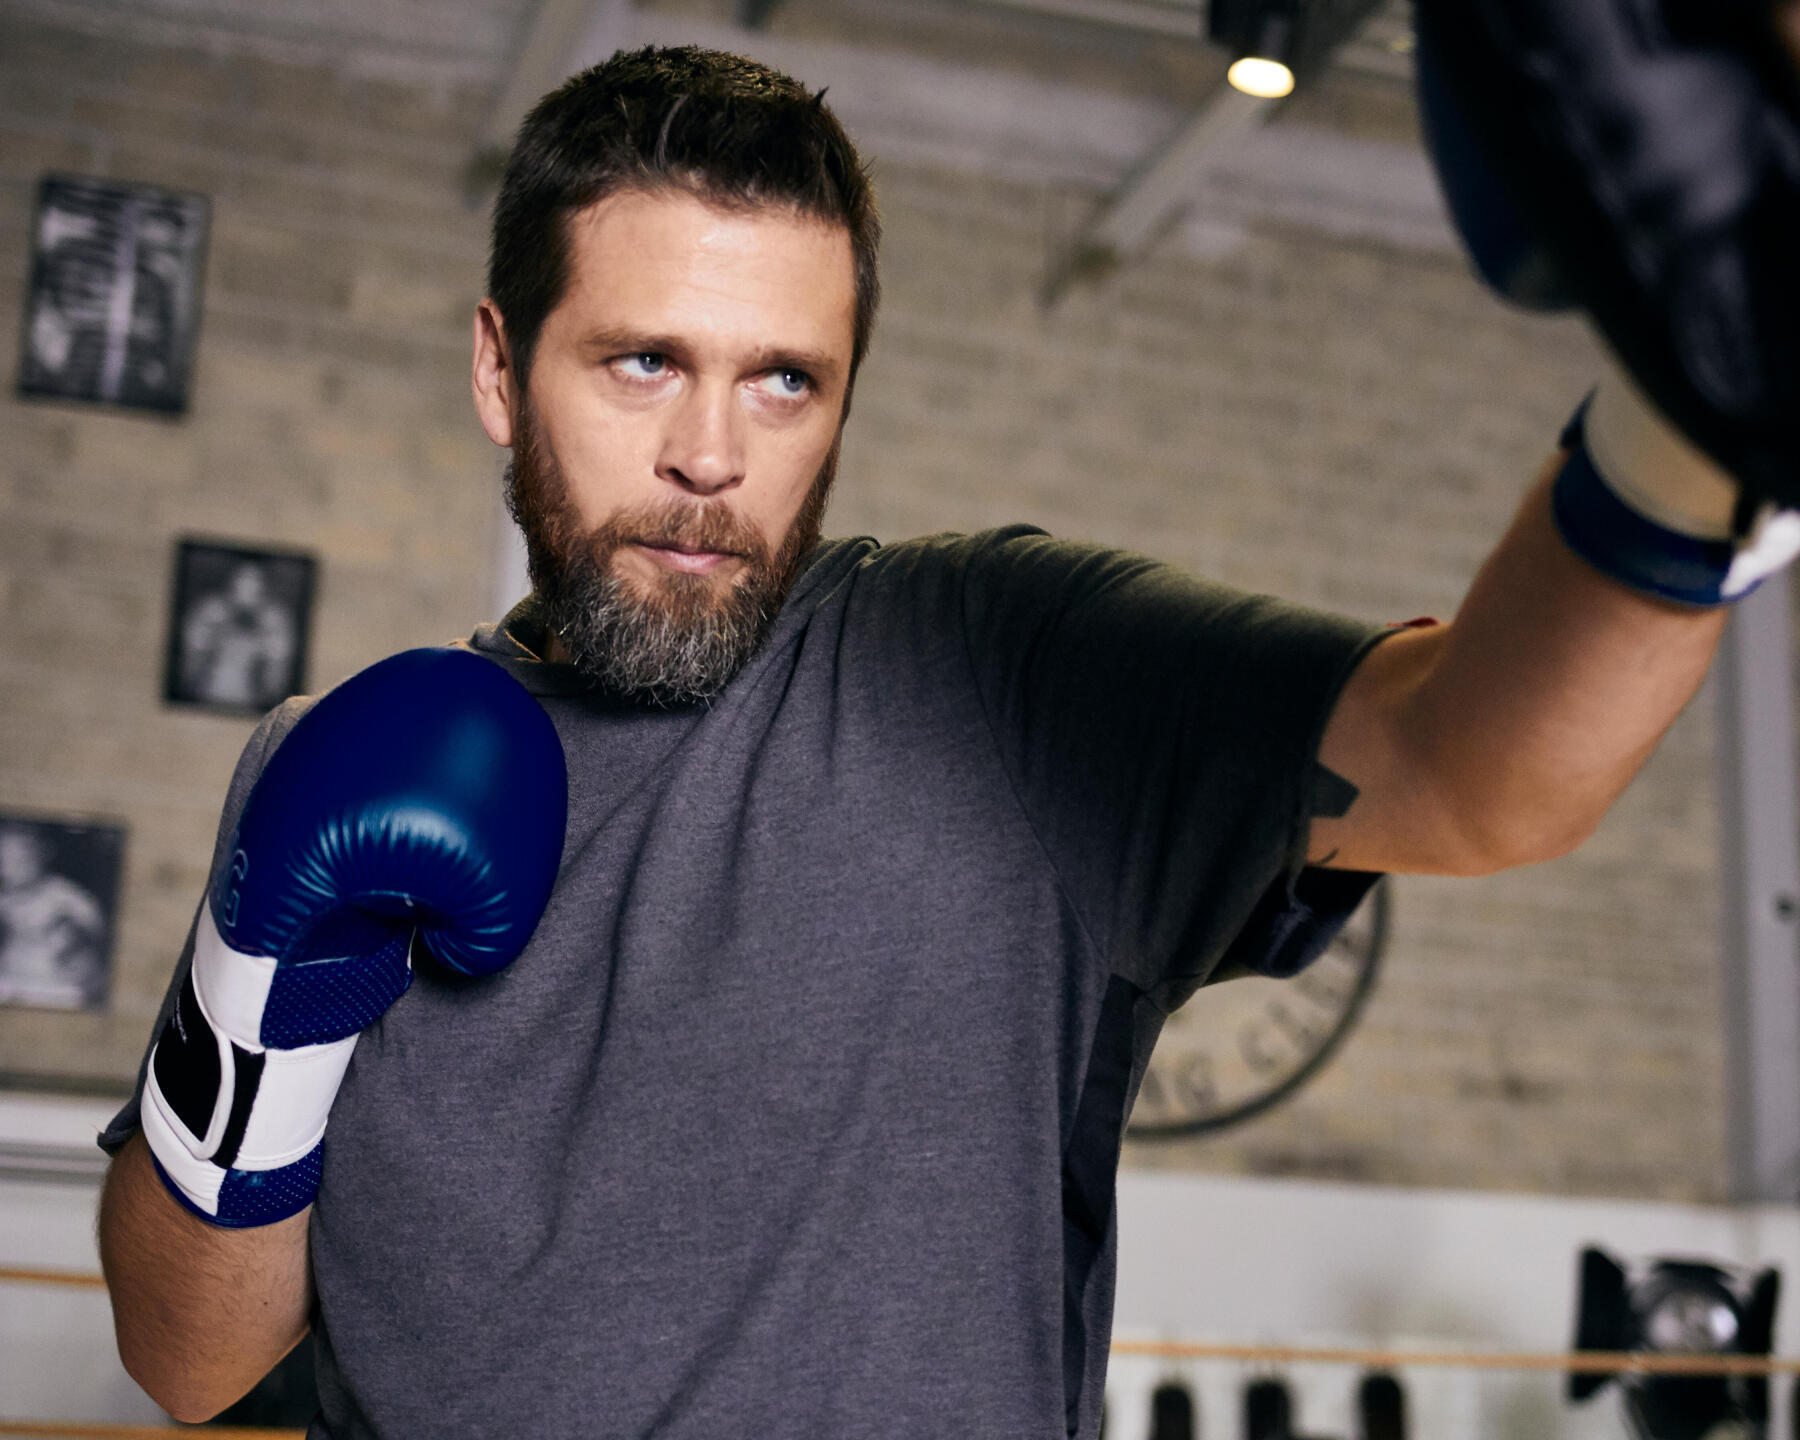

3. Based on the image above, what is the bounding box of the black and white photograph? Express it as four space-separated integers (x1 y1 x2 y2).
16 172 210 413
0 811 124 1012
163 538 316 715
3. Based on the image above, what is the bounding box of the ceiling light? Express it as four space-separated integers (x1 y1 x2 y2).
1227 56 1296 97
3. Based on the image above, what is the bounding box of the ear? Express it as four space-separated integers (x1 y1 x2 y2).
472 300 517 448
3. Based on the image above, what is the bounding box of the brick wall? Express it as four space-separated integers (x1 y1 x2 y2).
0 11 1729 1200
0 16 502 1085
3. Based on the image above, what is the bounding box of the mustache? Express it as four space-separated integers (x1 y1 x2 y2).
584 497 771 566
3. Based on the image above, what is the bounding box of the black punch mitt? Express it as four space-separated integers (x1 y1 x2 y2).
1414 0 1800 507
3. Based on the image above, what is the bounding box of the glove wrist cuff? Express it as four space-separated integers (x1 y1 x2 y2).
142 908 359 1226
145 1128 324 1230
1553 367 1800 605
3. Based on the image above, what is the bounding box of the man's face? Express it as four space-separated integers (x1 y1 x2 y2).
226 564 265 605
476 188 857 702
0 829 44 890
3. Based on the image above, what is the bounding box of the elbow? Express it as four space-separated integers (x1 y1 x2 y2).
107 1275 304 1424
1441 804 1600 877
115 1333 252 1424
114 1323 216 1423
105 1265 263 1424
97 1133 308 1423
163 1392 239 1426
161 1391 238 1426
117 1348 207 1424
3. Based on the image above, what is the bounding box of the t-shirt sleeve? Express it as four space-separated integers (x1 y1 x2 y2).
98 697 315 1155
951 527 1389 1013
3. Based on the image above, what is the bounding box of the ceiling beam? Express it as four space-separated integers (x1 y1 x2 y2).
1035 0 1412 302
977 0 1201 38
1041 83 1274 304
978 0 1416 78
469 0 633 195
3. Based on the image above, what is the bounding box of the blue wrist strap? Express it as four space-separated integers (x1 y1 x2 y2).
1551 403 1747 608
151 1144 323 1228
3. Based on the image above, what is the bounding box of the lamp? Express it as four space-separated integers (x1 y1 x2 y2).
1210 0 1299 96
1206 0 1387 98
1569 1244 1780 1440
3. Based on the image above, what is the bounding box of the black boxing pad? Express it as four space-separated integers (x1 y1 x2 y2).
1413 0 1800 506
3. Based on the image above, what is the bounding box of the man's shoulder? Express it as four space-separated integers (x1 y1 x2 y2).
808 525 1063 591
843 524 1054 564
252 693 318 755
214 693 320 842
834 526 1215 616
787 527 1070 623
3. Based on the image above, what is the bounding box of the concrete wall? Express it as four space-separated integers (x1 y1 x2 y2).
0 3 1730 1203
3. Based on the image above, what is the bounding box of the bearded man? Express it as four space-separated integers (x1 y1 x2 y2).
98 42 1758 1440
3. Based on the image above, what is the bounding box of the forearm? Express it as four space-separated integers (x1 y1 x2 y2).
1316 456 1727 875
98 1130 313 1422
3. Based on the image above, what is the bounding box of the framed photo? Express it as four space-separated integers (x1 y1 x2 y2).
17 173 210 413
0 812 125 1012
164 538 317 715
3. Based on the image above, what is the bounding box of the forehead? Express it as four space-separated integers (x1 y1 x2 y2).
553 188 856 362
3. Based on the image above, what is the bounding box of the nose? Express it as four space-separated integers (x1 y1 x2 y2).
656 380 745 496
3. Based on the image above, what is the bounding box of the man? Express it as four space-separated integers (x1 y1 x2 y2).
97 44 1756 1439
0 822 106 1009
179 561 296 710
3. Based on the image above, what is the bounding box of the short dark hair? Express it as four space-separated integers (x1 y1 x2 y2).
488 45 881 397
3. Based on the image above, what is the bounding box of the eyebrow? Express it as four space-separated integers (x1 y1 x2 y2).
577 328 843 380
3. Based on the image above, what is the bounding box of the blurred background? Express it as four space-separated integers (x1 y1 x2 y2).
0 0 1789 1435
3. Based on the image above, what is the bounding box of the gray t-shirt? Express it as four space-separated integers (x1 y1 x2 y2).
106 528 1384 1439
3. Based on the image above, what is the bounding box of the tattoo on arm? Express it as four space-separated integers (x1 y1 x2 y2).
1310 764 1359 820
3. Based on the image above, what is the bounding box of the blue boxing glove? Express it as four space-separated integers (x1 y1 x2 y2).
141 648 566 1226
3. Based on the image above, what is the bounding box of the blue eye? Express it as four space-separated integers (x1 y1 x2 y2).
760 369 809 398
618 353 666 378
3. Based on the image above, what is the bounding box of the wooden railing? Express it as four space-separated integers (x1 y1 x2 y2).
1111 1337 1800 1375
11 1262 1800 1437
0 1426 303 1439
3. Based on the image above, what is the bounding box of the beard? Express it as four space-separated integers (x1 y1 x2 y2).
504 404 837 706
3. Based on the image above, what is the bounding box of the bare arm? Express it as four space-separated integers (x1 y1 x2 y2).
98 1130 313 1422
1308 454 1727 876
